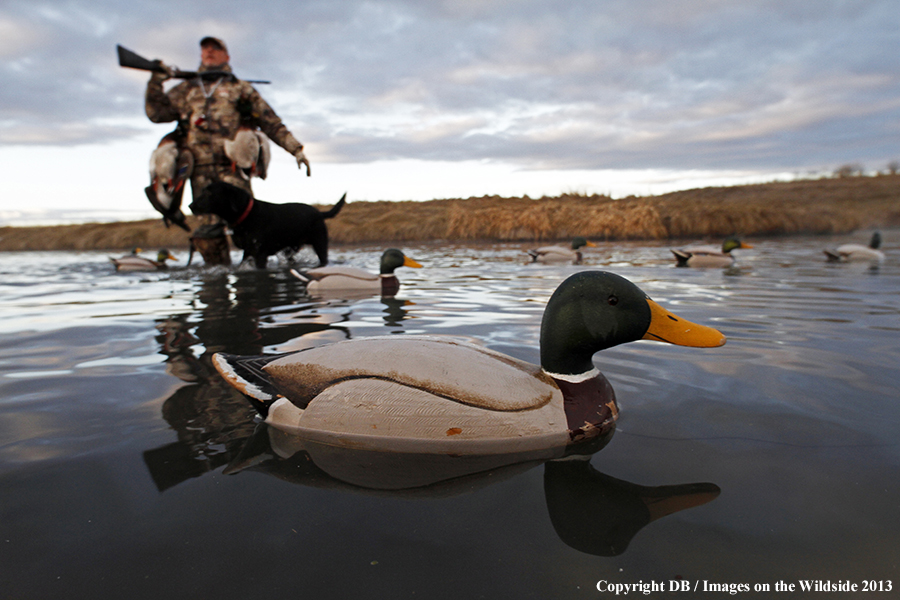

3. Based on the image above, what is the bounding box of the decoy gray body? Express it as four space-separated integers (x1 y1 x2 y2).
528 237 596 264
213 271 726 455
824 232 885 263
292 248 422 296
110 249 177 271
672 237 753 268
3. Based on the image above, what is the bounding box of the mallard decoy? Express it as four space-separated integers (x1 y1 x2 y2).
224 127 271 180
291 248 422 297
146 128 193 232
671 237 753 268
528 237 596 264
824 231 885 263
110 249 177 271
212 271 726 455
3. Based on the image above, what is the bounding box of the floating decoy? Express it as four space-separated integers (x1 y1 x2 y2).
213 271 726 455
110 249 177 271
224 127 271 180
146 128 192 232
528 237 596 264
671 237 753 268
291 248 422 297
824 231 885 263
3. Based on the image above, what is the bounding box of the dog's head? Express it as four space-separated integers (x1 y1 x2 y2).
189 181 252 222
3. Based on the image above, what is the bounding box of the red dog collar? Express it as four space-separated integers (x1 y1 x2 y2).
233 196 254 226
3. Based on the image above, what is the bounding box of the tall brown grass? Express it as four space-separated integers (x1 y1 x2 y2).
2 175 898 252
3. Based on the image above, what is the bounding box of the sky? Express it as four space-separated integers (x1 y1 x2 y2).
1 0 898 225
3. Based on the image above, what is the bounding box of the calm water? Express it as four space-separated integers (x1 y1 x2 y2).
1 234 898 599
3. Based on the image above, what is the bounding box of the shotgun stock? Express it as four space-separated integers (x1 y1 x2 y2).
116 45 270 84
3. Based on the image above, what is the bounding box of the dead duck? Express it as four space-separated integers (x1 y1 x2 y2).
528 237 597 264
110 249 177 271
824 232 885 263
291 248 422 297
224 127 271 180
146 128 193 232
212 271 726 455
672 237 753 268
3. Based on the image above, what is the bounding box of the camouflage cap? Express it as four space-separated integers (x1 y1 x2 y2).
200 37 228 52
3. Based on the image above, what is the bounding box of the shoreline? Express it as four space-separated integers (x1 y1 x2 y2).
1 175 898 252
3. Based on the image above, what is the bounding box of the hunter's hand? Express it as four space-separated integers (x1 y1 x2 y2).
149 60 175 81
295 148 311 176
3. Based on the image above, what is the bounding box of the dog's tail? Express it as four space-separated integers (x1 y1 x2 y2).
321 193 347 219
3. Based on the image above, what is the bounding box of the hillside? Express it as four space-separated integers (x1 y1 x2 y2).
1 175 898 251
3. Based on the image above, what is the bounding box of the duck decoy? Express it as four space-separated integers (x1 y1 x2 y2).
528 237 597 264
291 248 422 297
212 271 726 455
110 249 177 271
146 127 193 232
671 237 753 268
824 231 885 263
224 127 271 180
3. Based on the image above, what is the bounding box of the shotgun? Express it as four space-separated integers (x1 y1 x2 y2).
116 45 270 84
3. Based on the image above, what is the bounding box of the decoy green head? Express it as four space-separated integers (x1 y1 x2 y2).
571 237 597 250
722 237 752 253
380 248 422 274
157 249 177 263
870 232 882 249
539 271 725 375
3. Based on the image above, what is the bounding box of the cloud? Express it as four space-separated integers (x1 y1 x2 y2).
1 0 899 175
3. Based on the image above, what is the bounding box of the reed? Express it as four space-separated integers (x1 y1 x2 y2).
1 175 898 251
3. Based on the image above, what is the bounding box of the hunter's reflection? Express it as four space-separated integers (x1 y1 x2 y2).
145 270 419 489
145 270 354 490
194 270 337 355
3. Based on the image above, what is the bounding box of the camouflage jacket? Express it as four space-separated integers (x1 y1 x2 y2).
145 63 302 169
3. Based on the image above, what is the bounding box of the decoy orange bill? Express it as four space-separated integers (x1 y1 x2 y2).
641 299 727 347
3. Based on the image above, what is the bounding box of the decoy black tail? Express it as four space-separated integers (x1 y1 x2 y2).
212 353 293 417
671 249 691 267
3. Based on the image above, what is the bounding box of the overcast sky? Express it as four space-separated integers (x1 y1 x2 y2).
1 0 898 224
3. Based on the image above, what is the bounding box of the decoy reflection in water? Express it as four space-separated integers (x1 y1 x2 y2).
671 237 753 268
221 423 720 557
213 271 726 457
543 460 720 556
824 231 885 263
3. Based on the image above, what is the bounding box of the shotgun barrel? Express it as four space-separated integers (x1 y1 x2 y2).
116 45 270 84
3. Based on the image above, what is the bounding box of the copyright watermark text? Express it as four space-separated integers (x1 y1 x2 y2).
595 579 893 595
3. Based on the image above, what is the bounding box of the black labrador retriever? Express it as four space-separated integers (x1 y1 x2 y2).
190 181 346 268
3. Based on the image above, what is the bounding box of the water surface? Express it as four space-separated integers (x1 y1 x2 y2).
1 234 898 598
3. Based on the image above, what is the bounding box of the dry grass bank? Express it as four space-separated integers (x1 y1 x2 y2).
2 175 898 252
